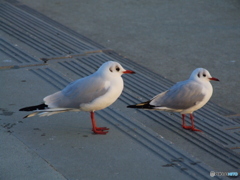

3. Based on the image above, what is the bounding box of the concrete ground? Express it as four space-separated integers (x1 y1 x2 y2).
18 0 240 114
1 0 240 180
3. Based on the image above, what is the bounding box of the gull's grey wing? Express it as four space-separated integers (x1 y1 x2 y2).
150 80 205 110
44 74 108 109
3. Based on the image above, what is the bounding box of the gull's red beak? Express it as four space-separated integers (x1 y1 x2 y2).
123 70 136 74
209 77 219 81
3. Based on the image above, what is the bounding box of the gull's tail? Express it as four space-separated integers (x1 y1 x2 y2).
127 100 155 109
19 103 72 118
19 103 48 111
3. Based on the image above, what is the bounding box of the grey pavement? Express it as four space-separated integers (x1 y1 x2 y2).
1 0 240 180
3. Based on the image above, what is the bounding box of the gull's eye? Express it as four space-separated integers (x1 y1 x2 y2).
116 67 120 71
203 74 206 77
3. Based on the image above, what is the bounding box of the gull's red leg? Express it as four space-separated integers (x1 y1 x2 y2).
90 111 109 135
181 114 192 130
190 114 202 132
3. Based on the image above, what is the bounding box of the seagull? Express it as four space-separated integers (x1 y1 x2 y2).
19 61 135 134
127 68 219 132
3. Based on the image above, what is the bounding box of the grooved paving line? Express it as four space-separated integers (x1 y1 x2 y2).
0 1 102 57
0 37 43 68
8 0 105 50
0 38 38 63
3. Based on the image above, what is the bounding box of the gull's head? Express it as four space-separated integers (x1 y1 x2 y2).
97 61 135 77
190 68 219 82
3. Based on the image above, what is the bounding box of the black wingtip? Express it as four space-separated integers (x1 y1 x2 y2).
127 105 139 108
127 101 155 109
19 103 48 111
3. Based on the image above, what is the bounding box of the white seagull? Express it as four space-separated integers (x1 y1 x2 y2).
127 68 219 132
19 61 135 134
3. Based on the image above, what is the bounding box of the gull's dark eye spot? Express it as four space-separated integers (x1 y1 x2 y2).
203 74 206 77
116 67 120 71
109 68 113 72
197 73 200 78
